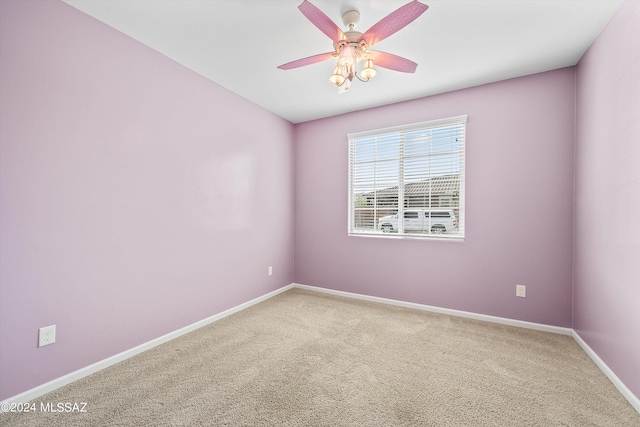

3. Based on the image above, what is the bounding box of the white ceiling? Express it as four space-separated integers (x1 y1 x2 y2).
63 0 622 124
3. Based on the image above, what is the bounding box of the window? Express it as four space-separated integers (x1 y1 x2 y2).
348 115 466 239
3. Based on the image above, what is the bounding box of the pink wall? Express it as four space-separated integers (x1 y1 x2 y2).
0 1 294 400
295 68 576 327
574 0 640 399
2 0 635 407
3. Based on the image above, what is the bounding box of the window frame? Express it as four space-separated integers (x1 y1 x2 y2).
347 115 467 240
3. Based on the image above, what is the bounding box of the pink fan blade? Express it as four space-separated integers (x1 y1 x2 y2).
368 51 418 73
298 0 345 42
359 1 428 47
278 52 336 70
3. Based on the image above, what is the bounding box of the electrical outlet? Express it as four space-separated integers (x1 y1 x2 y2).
268 266 273 276
39 325 56 347
516 284 526 298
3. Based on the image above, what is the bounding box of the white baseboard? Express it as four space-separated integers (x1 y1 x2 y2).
1 283 295 406
572 330 640 413
293 283 572 335
294 283 638 414
5 282 638 416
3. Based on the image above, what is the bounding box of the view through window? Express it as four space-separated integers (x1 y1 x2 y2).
348 115 466 239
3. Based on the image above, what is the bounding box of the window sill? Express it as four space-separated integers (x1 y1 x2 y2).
348 232 465 242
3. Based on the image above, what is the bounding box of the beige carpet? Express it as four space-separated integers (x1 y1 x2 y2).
1 288 638 426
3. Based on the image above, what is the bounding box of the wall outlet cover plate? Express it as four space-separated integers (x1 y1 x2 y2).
39 325 56 347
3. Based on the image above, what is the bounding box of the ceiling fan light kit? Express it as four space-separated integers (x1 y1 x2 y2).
278 0 429 94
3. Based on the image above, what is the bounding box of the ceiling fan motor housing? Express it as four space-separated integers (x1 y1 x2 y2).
342 10 364 45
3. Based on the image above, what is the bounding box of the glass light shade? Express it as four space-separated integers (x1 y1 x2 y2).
328 66 346 86
337 44 356 67
360 59 377 79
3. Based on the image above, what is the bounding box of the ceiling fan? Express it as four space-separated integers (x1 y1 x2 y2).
278 0 429 93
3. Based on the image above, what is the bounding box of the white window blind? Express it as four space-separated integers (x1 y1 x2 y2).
348 115 466 239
